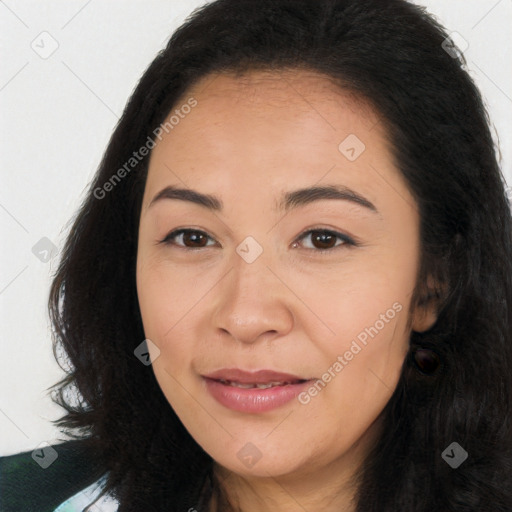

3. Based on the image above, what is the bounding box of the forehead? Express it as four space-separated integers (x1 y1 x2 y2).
143 68 412 215
185 68 379 125
148 69 387 162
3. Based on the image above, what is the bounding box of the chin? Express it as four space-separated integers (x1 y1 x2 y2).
207 440 312 480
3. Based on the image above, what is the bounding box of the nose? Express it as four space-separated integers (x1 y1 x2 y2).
211 249 294 345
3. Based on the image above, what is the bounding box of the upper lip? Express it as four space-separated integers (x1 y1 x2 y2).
203 368 309 384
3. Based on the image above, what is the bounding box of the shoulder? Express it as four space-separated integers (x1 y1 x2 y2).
53 476 118 511
0 439 112 512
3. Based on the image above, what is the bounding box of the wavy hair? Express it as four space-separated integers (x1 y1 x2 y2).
48 0 512 510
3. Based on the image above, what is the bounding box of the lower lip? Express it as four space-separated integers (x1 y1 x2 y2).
203 378 312 413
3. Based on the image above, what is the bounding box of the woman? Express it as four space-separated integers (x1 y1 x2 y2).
3 0 511 510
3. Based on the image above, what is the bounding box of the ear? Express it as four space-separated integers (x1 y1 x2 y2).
411 275 445 333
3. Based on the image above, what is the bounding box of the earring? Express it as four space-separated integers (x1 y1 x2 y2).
413 348 440 374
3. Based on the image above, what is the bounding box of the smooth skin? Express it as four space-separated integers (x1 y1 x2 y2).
136 69 439 512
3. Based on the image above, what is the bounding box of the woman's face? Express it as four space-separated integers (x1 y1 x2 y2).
136 70 437 482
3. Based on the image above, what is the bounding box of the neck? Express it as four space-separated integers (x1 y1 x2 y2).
209 466 359 512
207 421 382 512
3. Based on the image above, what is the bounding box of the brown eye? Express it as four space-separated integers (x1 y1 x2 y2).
160 229 216 249
294 229 355 252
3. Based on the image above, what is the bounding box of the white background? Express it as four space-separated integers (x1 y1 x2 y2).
1 0 511 456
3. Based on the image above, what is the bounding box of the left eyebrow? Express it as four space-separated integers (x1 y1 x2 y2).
277 184 378 214
147 184 379 214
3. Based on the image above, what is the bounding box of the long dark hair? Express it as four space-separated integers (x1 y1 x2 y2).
48 0 512 510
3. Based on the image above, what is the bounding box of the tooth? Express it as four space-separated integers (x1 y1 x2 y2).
230 382 256 389
218 379 297 389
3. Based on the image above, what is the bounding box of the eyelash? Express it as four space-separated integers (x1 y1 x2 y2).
157 227 357 254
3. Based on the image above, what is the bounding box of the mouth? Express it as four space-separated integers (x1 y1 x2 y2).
215 378 308 389
202 368 314 413
203 368 310 384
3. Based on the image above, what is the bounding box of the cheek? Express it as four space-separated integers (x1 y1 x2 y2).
332 310 408 397
300 258 414 426
136 265 196 414
299 304 409 454
136 256 211 384
301 254 414 350
136 252 197 340
136 265 169 340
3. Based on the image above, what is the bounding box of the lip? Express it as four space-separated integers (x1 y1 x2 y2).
203 368 307 384
202 368 314 413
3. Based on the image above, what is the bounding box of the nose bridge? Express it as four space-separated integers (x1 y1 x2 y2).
231 239 272 303
212 238 293 344
231 238 275 311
